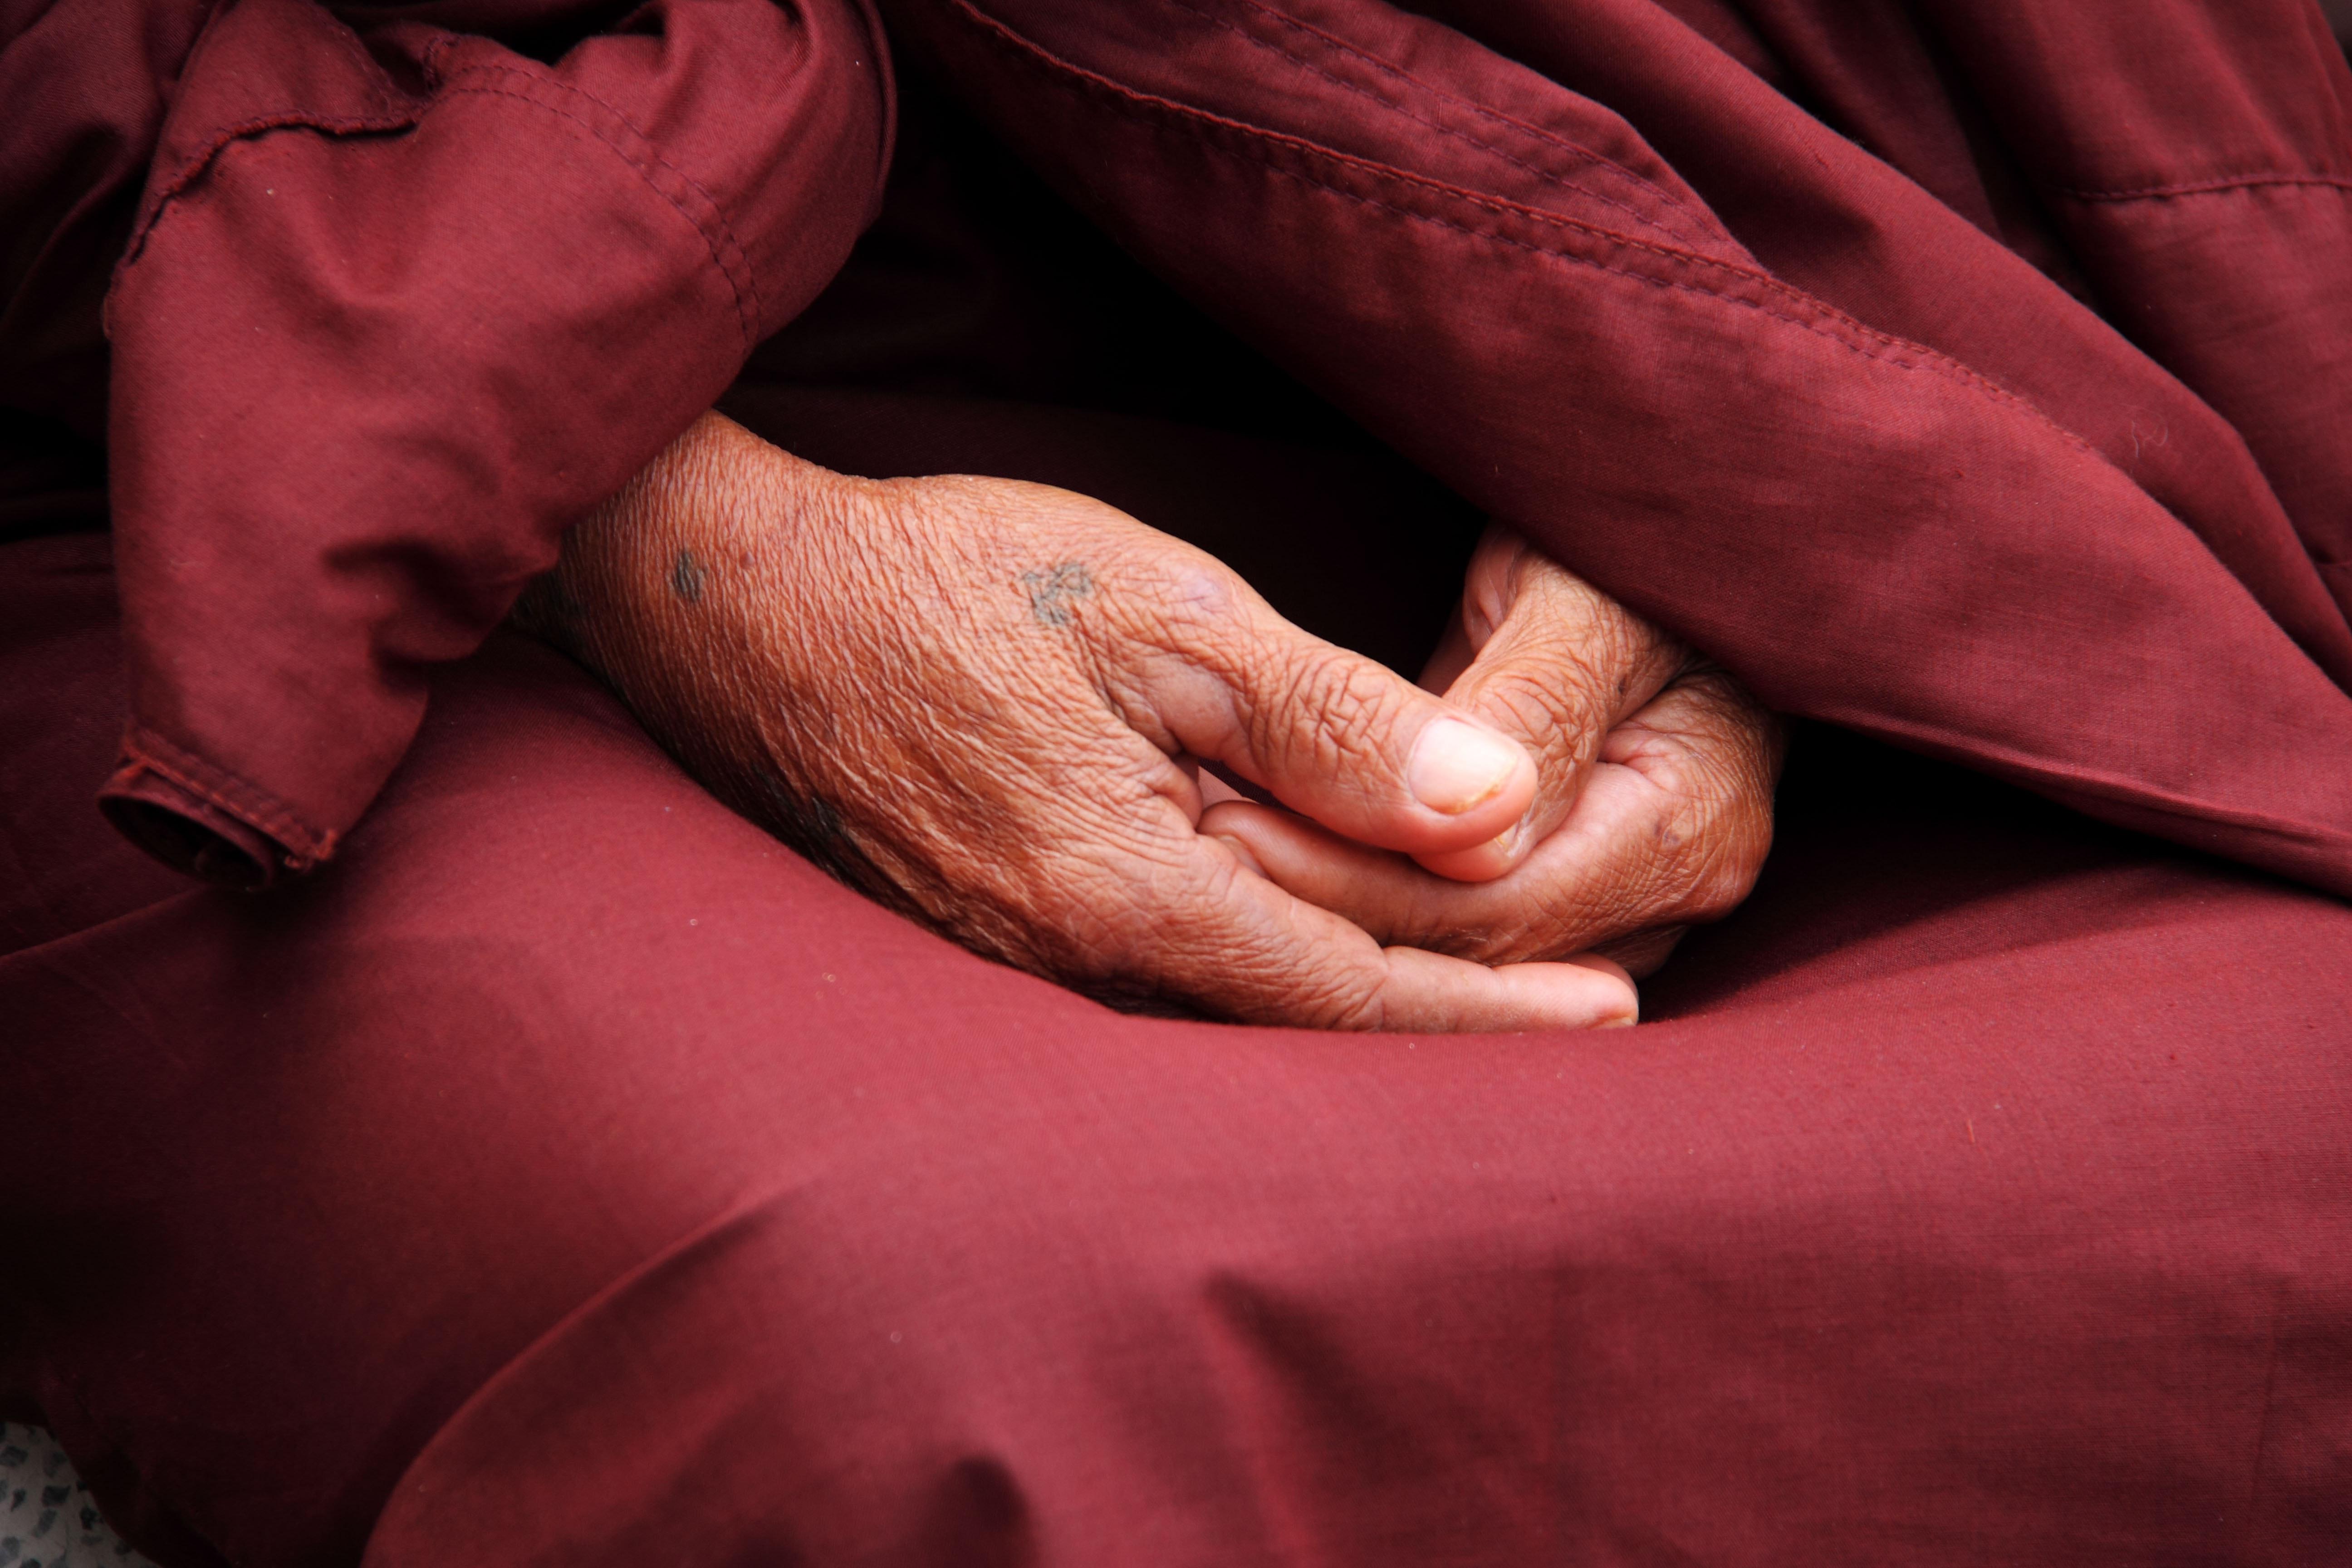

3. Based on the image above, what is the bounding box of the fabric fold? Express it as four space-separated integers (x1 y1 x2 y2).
881 0 2352 897
90 0 892 881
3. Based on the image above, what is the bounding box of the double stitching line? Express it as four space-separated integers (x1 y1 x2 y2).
948 0 2093 461
119 35 762 349
432 59 763 349
119 723 340 865
2054 172 2352 203
1161 0 1717 250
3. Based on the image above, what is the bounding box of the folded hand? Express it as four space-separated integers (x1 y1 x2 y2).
1203 525 1784 976
524 414 1638 1030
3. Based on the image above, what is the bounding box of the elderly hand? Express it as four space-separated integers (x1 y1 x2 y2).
1202 525 1785 977
521 412 1637 1030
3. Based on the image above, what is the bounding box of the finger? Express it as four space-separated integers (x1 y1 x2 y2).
1061 826 1637 1032
1200 668 1780 965
1369 947 1638 1032
1098 555 1540 861
1200 771 1684 966
1413 528 1687 882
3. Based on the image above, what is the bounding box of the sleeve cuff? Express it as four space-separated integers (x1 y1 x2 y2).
98 726 337 888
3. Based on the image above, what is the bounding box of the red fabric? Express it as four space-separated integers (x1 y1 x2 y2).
7 0 2350 899
880 0 2352 897
0 0 891 882
5 2 2352 1563
5 516 2350 1564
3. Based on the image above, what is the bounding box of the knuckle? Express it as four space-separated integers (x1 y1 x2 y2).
1537 759 1742 942
1281 648 1398 767
1157 560 1244 627
1289 967 1388 1031
1659 770 1774 923
1472 664 1603 761
1678 848 1761 924
1117 553 1250 648
1681 669 1787 763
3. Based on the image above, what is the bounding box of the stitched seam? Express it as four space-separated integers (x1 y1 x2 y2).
2055 172 2352 202
1258 154 2096 454
951 0 2094 460
420 28 460 83
119 725 316 847
117 5 413 274
1217 0 1710 230
437 61 746 232
117 55 761 348
435 82 757 345
1158 0 1701 247
116 723 339 861
435 63 760 344
117 109 416 273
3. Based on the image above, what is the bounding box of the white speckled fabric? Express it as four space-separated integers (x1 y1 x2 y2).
0 1426 157 1567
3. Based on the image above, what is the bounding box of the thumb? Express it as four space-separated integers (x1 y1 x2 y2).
1119 565 1539 860
1412 528 1686 881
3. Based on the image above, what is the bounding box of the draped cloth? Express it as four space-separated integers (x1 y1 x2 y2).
3 0 2350 1563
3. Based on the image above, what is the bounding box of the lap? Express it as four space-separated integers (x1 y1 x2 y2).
5 531 2348 1566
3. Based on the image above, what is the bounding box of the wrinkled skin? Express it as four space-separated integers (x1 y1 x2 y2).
1212 524 1785 980
524 412 1781 1030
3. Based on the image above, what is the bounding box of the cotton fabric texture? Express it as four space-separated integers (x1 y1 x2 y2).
2 0 2349 1563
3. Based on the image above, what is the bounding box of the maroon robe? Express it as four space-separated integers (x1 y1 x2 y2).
4 0 2350 1562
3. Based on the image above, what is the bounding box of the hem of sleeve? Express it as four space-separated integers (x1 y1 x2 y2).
97 725 340 888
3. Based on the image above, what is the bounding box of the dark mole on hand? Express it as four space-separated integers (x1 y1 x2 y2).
1021 562 1094 627
671 549 706 604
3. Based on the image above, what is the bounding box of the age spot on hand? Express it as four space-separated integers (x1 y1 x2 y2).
671 549 706 604
1021 562 1094 627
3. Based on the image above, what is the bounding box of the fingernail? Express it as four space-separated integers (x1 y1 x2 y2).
1408 717 1524 815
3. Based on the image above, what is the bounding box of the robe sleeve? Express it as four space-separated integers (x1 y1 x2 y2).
94 0 892 884
875 0 2352 900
